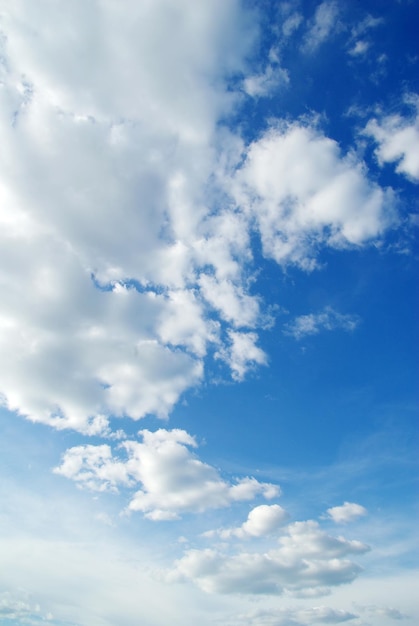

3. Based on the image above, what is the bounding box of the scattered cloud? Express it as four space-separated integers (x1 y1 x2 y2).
54 429 279 520
348 40 370 57
357 604 408 621
326 502 368 524
352 15 384 38
283 307 360 340
243 64 289 98
234 605 358 625
282 12 304 38
0 0 399 436
203 504 289 539
302 1 340 52
233 123 396 270
168 519 369 594
364 97 419 181
216 330 268 381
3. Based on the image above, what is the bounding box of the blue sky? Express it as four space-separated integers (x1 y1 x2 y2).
0 1 417 624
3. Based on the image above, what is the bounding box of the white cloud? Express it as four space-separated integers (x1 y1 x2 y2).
282 12 304 38
203 504 289 539
169 519 369 594
236 606 357 625
198 275 260 328
284 307 360 340
352 15 384 38
0 0 400 435
303 1 340 52
54 429 279 520
243 64 289 98
326 502 368 524
0 0 261 432
364 98 419 181
216 331 268 381
357 604 408 621
348 40 370 57
0 591 56 625
233 123 396 270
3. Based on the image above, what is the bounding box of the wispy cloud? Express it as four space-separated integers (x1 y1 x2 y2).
302 1 340 52
283 307 360 340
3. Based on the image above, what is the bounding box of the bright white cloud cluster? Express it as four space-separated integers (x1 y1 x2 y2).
284 307 360 340
169 519 369 594
233 123 395 269
0 0 398 434
327 502 367 524
203 504 289 539
364 98 419 181
0 0 259 432
54 429 278 520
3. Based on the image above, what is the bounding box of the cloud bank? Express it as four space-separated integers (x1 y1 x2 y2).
0 0 398 436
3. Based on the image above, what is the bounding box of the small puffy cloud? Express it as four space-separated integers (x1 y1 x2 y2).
284 307 360 340
364 98 419 181
326 502 368 524
303 1 340 52
54 429 279 520
348 40 370 57
233 123 396 270
204 504 289 539
216 331 268 381
169 519 369 594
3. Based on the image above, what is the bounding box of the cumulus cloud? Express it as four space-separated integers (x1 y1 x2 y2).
0 0 259 432
203 504 289 539
169 519 369 594
233 123 395 270
216 331 268 381
326 502 367 524
284 307 360 340
364 98 419 181
0 0 398 434
54 429 279 520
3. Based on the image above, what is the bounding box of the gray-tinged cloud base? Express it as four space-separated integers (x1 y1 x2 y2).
168 519 369 595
